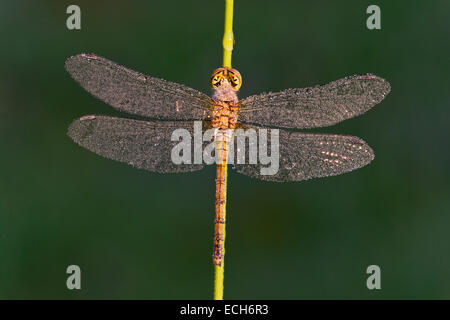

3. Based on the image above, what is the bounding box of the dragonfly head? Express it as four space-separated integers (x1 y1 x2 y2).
211 67 242 91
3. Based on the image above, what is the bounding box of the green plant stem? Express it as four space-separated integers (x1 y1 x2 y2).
222 0 234 68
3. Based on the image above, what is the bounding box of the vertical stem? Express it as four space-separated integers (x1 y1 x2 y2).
213 0 234 300
222 0 234 68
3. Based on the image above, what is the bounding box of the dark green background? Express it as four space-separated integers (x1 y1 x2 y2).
1 0 449 299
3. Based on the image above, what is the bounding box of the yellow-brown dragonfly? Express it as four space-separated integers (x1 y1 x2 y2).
66 53 390 266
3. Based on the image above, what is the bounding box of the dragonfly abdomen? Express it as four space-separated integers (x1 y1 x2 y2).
211 99 238 266
214 158 227 266
213 127 235 266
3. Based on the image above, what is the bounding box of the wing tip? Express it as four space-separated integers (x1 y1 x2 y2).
350 135 375 164
346 73 390 87
357 73 391 97
67 114 98 142
66 118 79 142
65 53 101 72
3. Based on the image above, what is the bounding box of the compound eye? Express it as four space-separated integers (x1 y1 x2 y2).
228 72 242 90
231 75 239 86
211 75 222 87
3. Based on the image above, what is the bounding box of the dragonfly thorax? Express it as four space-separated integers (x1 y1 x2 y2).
211 101 238 130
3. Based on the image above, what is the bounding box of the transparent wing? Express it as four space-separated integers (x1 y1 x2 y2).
231 126 374 182
238 74 390 129
65 54 213 120
67 115 207 173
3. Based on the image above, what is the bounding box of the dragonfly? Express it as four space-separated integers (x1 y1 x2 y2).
66 53 390 266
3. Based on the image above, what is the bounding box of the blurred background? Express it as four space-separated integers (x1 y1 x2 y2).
0 0 449 299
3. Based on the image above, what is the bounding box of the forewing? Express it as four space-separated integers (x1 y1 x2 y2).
67 115 206 173
65 53 213 120
239 74 390 129
232 126 374 182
